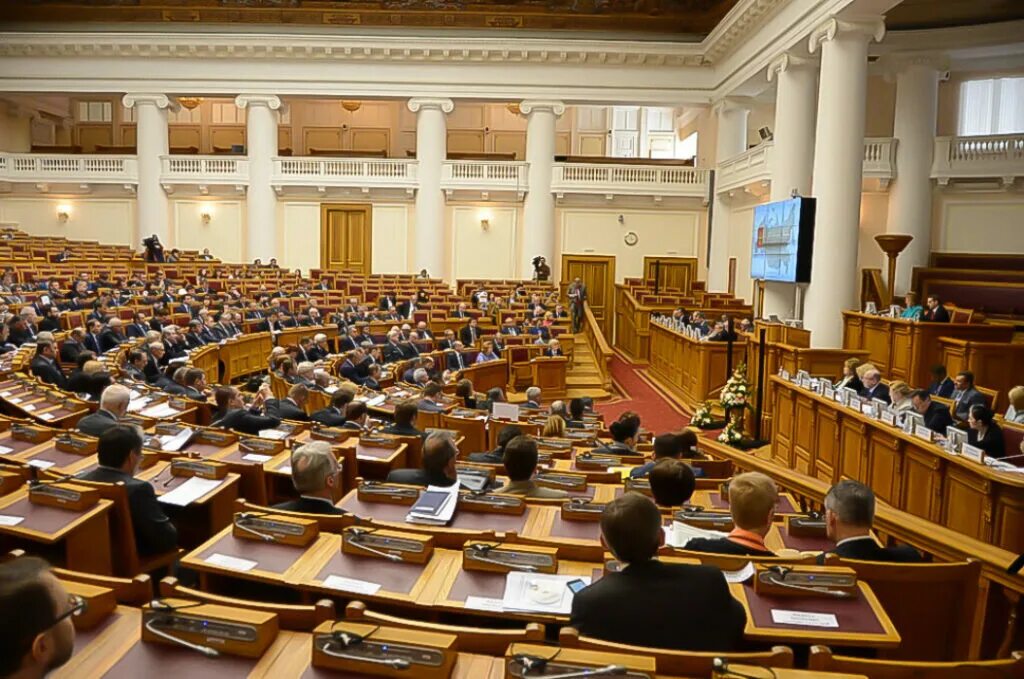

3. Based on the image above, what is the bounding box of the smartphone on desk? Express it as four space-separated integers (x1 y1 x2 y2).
566 578 587 595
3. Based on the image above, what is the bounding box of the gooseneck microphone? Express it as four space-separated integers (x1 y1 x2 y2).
347 528 402 562
537 665 627 679
467 544 537 572
763 567 852 599
144 602 220 658
712 657 778 679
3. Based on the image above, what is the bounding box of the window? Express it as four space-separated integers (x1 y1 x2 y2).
676 131 698 161
958 77 1024 136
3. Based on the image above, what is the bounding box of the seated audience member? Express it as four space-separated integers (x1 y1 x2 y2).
99 318 127 353
311 389 353 427
294 361 317 388
386 432 459 487
66 355 99 394
631 430 702 479
566 398 587 429
342 401 370 431
928 364 955 398
272 441 345 515
523 386 542 409
480 387 506 413
820 479 922 563
968 405 1005 459
544 338 564 357
922 294 950 322
900 291 923 319
468 424 521 464
686 472 777 557
181 367 209 402
888 381 914 413
363 363 382 391
77 384 129 437
475 339 500 363
211 385 282 435
417 382 446 412
495 436 568 499
834 358 864 393
1006 386 1024 424
77 425 177 556
858 369 890 404
952 371 987 422
382 400 426 439
570 493 746 651
266 384 310 422
648 458 697 508
910 389 954 434
59 327 86 364
123 349 147 382
596 413 640 455
542 414 566 438
30 341 67 390
0 556 77 679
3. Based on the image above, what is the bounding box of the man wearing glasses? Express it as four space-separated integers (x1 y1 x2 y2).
0 556 79 678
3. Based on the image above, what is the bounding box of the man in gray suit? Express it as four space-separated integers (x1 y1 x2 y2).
77 384 131 437
952 370 986 422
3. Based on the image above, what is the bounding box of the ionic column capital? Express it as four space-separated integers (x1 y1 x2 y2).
519 100 565 118
407 98 454 114
711 96 754 116
767 52 818 82
234 94 282 110
122 93 177 111
808 16 886 54
878 52 951 83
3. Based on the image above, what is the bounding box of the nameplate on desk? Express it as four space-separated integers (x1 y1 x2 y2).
358 481 420 504
534 437 572 451
204 553 258 571
880 411 897 426
55 434 98 456
912 422 934 443
535 472 587 492
561 499 607 521
458 491 526 515
170 458 228 480
322 575 382 595
771 609 839 628
195 429 238 447
359 435 400 449
822 384 835 400
142 598 278 658
778 369 791 381
310 426 351 443
312 621 457 679
28 481 101 511
860 402 875 418
10 424 55 444
463 541 558 574
342 527 434 564
753 565 858 599
504 644 655 679
232 512 319 547
239 437 285 456
962 443 985 463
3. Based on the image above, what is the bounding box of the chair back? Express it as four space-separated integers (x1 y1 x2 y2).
233 498 355 533
809 646 1024 678
441 412 487 456
52 566 153 605
559 628 793 676
61 476 142 576
159 576 334 630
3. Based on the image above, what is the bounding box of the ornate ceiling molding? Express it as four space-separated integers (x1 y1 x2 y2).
702 0 793 64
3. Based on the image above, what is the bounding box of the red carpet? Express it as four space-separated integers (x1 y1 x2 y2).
595 355 690 431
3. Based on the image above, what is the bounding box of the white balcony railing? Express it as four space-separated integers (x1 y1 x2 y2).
440 160 528 193
863 137 897 179
161 155 249 185
551 162 709 198
272 157 418 189
0 153 138 184
932 134 1024 183
716 142 773 194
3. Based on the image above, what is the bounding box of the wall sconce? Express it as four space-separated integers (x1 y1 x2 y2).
56 204 71 223
200 207 213 225
479 210 492 231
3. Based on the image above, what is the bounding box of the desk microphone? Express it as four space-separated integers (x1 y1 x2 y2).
985 453 1024 464
233 512 278 542
144 602 220 658
321 630 411 669
466 543 537 572
712 657 778 678
346 528 402 562
764 566 852 599
533 665 626 679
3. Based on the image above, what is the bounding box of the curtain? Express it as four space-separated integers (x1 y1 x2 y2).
959 77 1024 136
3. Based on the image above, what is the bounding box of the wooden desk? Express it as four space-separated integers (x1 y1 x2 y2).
338 436 408 481
730 580 900 649
530 355 568 399
648 323 746 412
841 311 1013 388
939 338 1024 412
10 440 97 476
188 343 221 386
458 358 509 394
140 462 241 549
0 488 113 573
771 375 1024 553
220 332 274 384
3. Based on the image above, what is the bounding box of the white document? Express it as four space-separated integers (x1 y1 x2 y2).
241 453 273 463
366 395 387 407
666 521 730 548
141 403 179 418
0 391 11 397
258 429 289 440
22 404 36 412
502 572 589 616
159 477 223 506
492 402 520 421
277 464 292 475
39 413 56 421
127 397 152 413
0 445 14 455
323 575 382 595
770 609 839 628
157 428 194 452
204 553 257 572
0 515 25 526
464 596 505 612
28 459 55 469
8 397 22 404
406 484 458 525
722 561 756 584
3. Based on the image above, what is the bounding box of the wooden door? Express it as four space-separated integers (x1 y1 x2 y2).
320 204 372 273
643 256 697 294
561 254 615 338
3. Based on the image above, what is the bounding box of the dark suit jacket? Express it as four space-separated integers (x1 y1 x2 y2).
860 383 891 404
570 559 746 652
929 377 955 399
126 323 150 339
467 448 504 464
39 318 62 332
382 423 426 439
383 343 405 363
819 536 922 564
969 424 1005 459
31 356 67 389
76 466 177 556
83 333 103 355
459 325 480 346
922 401 954 434
77 409 119 437
685 536 775 557
836 374 864 394
212 408 282 435
922 305 950 322
311 407 347 427
60 340 83 364
953 388 986 421
385 469 457 488
397 301 417 319
265 398 310 422
446 351 468 372
337 336 358 352
272 496 346 516
99 330 126 353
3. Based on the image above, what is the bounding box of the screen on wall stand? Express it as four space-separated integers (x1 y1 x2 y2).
749 196 816 284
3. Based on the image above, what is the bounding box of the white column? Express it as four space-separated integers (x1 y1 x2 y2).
708 99 750 292
122 93 173 247
764 52 819 319
235 94 281 263
884 55 945 296
803 17 885 348
408 98 453 279
520 100 564 278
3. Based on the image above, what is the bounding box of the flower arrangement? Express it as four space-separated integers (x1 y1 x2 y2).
719 363 752 411
718 420 745 444
691 401 715 428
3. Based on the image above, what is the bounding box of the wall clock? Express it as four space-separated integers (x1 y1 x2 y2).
624 231 639 247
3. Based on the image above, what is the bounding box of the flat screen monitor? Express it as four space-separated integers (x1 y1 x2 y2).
750 196 817 283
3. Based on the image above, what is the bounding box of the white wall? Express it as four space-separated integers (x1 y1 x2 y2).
450 205 518 280
0 197 135 245
726 202 758 303
558 207 702 283
279 201 320 273
372 203 412 274
934 192 1024 253
172 199 244 263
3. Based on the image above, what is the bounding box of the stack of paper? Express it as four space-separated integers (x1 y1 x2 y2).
258 429 289 440
406 485 458 525
157 427 194 452
159 477 223 506
501 572 590 616
665 521 730 549
127 396 153 413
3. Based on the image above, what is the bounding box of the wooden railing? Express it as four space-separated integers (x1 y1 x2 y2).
583 301 613 391
859 267 886 310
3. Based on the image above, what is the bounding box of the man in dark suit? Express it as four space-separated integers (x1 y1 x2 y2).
211 385 282 435
60 328 86 364
858 369 890 404
927 364 955 399
467 423 522 464
922 294 950 322
77 383 130 437
339 348 366 384
271 441 346 515
144 342 166 384
123 350 148 382
951 370 986 421
382 332 405 363
818 480 922 563
459 319 480 347
499 316 520 336
181 368 209 402
377 294 397 313
99 318 128 353
38 305 63 333
77 425 177 556
265 384 311 422
382 400 427 438
311 390 354 427
437 329 457 351
685 471 777 557
30 341 67 390
452 303 470 319
416 383 447 413
397 294 418 320
386 432 459 487
414 322 434 341
126 312 151 339
570 493 745 651
446 342 468 372
910 389 954 434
